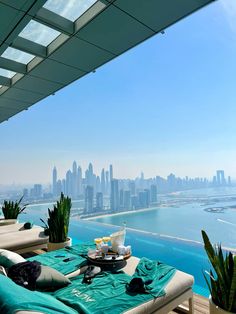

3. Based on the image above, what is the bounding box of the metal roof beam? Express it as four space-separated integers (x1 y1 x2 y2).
0 57 26 74
35 8 74 35
12 37 47 58
0 75 11 86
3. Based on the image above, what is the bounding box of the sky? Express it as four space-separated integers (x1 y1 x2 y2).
1 0 236 185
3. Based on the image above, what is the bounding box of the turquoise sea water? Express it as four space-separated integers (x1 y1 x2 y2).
92 187 236 248
9 187 236 297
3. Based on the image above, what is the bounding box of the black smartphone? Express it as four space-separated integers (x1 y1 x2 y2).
63 257 76 262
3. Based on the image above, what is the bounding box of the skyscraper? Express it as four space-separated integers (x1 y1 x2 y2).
109 164 113 182
150 185 157 203
216 170 226 186
66 170 73 197
105 170 109 195
129 181 136 195
84 185 94 213
124 190 131 210
72 161 77 199
77 166 82 196
33 184 42 199
52 166 57 197
110 179 119 211
101 168 105 194
96 192 103 211
96 176 101 193
88 163 94 186
119 189 124 209
138 190 150 208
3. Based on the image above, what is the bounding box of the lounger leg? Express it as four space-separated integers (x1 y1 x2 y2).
188 296 194 314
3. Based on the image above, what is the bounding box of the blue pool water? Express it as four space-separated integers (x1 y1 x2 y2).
68 219 209 297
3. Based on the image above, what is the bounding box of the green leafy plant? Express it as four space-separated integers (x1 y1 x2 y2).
1 196 27 219
41 193 71 243
202 230 236 312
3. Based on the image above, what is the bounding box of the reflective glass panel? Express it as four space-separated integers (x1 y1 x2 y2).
19 20 61 46
1 47 35 64
0 68 16 78
43 0 97 22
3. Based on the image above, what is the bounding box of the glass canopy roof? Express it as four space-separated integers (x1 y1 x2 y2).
1 47 35 64
43 0 97 22
19 20 61 46
0 68 16 78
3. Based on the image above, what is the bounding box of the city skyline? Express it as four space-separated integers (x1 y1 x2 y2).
1 0 236 184
13 162 232 214
0 161 235 189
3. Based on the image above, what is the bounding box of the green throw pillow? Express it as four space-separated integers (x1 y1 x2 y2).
0 249 26 268
36 265 71 291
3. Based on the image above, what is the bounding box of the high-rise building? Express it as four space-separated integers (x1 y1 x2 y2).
124 190 131 210
150 185 157 203
96 192 103 211
33 184 42 199
129 181 136 195
105 170 109 195
167 173 176 191
62 179 66 194
96 176 101 193
52 166 57 197
138 190 150 208
84 186 94 213
119 189 124 209
131 195 138 209
216 170 226 186
77 166 82 196
72 161 77 199
88 163 94 186
101 168 105 194
109 164 113 182
66 170 73 197
110 179 119 211
56 180 62 196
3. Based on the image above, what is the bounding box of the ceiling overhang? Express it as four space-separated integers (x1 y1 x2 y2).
0 0 215 123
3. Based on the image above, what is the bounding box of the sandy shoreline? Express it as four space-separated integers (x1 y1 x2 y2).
83 206 159 220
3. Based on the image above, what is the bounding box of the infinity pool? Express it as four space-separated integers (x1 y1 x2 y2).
69 219 209 297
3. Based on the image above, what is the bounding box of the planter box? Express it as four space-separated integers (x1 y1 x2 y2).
209 296 232 314
0 219 18 226
47 237 72 252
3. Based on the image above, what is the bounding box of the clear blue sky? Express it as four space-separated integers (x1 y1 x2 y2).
1 0 236 184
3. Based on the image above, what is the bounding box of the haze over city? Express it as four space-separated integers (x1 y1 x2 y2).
1 0 236 184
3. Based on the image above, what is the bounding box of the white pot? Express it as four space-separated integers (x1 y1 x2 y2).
209 296 232 314
0 218 18 226
47 237 72 252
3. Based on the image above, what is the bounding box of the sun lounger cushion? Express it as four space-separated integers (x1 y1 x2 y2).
0 274 76 314
0 249 26 267
0 226 48 251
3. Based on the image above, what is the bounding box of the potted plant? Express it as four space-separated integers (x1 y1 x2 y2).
41 193 72 251
1 196 27 225
201 230 236 313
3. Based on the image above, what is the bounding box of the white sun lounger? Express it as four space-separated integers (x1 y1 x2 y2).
15 256 193 314
0 223 48 254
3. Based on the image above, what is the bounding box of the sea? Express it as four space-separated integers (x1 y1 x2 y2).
18 186 236 249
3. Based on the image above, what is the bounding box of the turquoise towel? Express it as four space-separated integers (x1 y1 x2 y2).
129 257 176 297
